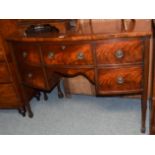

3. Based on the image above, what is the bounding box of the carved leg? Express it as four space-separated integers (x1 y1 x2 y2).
18 106 26 117
141 97 147 133
26 102 33 118
43 91 48 101
57 82 64 98
35 91 41 101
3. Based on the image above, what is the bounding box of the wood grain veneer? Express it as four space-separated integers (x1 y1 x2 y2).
97 66 143 94
96 39 143 65
13 43 41 65
41 44 93 65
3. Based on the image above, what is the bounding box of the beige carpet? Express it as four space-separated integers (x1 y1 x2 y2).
0 88 149 135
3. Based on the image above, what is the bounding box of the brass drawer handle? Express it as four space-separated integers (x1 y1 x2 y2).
27 73 33 78
22 51 27 58
116 76 125 84
77 52 84 60
48 51 55 59
61 45 66 50
115 49 124 59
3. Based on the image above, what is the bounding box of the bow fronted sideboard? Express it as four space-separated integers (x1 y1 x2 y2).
0 19 152 133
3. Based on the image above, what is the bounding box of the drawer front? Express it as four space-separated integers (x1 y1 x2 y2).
97 66 142 94
96 39 143 65
20 65 46 89
41 44 93 65
0 84 21 108
0 63 12 83
14 43 41 65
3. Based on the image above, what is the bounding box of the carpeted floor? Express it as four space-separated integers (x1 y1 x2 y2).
0 88 149 135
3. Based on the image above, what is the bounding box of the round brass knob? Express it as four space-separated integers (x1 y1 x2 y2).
77 52 84 60
116 76 124 84
28 73 33 78
48 51 55 59
23 51 27 58
115 50 124 59
61 45 66 50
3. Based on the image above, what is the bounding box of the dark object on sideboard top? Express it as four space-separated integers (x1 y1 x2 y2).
25 24 60 37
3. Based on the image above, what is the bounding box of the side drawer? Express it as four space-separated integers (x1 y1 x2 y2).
20 65 47 89
96 39 143 65
13 43 41 65
97 66 143 94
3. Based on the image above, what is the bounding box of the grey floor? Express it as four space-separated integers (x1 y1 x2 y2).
0 88 150 135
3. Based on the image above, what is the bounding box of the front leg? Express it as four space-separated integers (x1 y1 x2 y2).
141 96 147 133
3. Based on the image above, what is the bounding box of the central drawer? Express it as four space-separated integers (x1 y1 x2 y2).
97 66 143 94
41 44 93 65
96 39 143 65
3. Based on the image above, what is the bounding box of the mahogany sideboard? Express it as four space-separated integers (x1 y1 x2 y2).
0 19 152 133
7 27 151 133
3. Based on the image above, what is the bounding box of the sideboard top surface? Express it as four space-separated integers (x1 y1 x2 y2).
7 31 151 43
